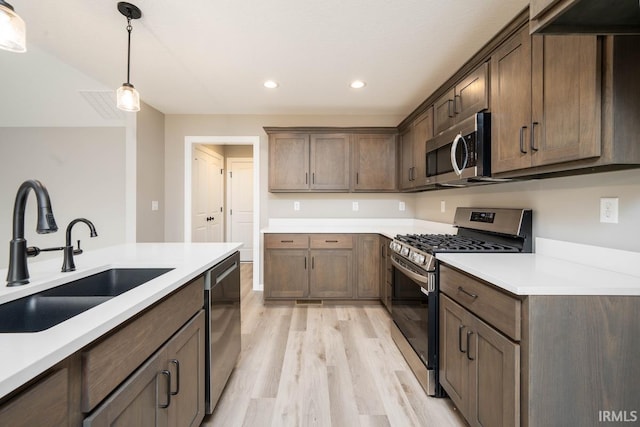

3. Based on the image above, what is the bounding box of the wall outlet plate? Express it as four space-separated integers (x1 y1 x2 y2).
151 201 159 211
600 197 619 223
399 201 406 211
352 201 359 211
294 201 300 211
440 201 446 213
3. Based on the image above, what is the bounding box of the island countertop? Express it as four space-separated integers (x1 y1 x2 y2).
0 242 242 400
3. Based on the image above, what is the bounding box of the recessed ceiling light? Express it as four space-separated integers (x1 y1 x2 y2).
350 80 366 89
264 80 279 89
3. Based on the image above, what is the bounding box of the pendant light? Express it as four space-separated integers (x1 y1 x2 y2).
0 0 26 53
116 2 142 112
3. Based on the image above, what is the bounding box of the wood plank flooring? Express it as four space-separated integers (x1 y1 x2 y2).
201 263 467 427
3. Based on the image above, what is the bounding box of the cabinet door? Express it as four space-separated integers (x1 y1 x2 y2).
352 134 397 191
84 348 169 427
379 237 389 306
309 249 353 298
434 87 456 135
310 134 350 190
455 63 488 120
491 26 533 174
166 311 205 427
531 35 601 167
467 315 520 427
412 107 433 187
0 369 69 427
439 295 470 419
268 134 309 190
399 127 415 190
264 249 308 299
355 234 380 299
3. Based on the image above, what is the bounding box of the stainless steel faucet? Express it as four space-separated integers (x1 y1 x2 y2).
6 180 58 286
62 218 98 272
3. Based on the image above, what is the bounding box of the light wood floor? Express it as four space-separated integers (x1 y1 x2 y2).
201 263 467 427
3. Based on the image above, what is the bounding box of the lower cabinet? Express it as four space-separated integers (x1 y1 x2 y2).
379 236 392 312
0 368 71 427
264 233 384 302
440 295 519 427
84 311 205 427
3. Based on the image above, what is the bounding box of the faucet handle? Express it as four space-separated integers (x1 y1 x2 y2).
26 246 41 257
73 240 83 255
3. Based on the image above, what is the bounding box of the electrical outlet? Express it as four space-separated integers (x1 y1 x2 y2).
600 197 619 223
151 201 159 211
294 201 300 211
399 201 406 211
352 201 359 212
440 201 446 213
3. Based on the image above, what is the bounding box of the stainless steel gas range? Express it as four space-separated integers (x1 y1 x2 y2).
389 207 532 396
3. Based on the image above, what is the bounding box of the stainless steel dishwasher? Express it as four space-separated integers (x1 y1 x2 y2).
204 251 241 414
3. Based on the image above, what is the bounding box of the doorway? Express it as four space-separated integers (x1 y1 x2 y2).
184 136 260 290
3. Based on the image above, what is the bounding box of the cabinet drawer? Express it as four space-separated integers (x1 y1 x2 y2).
81 276 204 412
265 234 309 249
440 265 521 341
310 234 353 249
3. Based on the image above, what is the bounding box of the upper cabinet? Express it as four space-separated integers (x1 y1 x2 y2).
352 133 397 192
434 63 488 135
266 128 397 193
530 0 640 34
268 132 350 192
491 27 601 175
399 107 433 191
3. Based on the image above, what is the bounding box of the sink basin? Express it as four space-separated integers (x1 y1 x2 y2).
41 268 174 297
0 268 173 333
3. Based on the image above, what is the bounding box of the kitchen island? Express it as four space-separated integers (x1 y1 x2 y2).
0 242 241 420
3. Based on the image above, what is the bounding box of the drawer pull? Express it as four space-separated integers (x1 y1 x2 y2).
458 324 466 353
466 331 475 361
280 240 294 243
458 286 478 299
325 240 339 243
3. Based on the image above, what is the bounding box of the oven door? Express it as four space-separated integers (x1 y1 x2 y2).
390 255 442 396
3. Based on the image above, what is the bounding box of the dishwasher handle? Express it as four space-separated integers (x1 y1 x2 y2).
215 261 238 285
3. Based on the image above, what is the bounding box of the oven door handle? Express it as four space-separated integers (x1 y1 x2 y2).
390 256 431 286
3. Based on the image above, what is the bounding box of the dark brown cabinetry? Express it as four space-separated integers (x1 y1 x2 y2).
268 133 350 192
85 311 205 427
352 134 397 192
355 234 380 298
434 63 488 135
491 26 601 175
399 107 433 190
264 233 388 302
379 236 392 312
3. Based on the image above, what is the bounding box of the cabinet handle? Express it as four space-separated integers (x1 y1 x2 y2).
457 286 478 299
157 370 171 409
304 256 307 269
519 126 528 154
169 359 180 396
458 324 466 353
447 99 454 118
325 240 338 243
305 172 308 184
312 172 315 184
356 172 359 185
312 256 315 269
466 331 475 361
530 121 539 152
454 94 462 114
280 240 294 243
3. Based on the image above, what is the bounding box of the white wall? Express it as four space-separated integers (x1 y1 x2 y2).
0 127 127 269
414 168 640 252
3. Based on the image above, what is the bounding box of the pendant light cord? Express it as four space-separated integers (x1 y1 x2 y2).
126 17 132 85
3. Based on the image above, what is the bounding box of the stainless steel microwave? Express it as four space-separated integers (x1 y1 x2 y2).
425 112 494 188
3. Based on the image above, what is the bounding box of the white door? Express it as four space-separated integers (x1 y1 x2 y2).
227 157 253 261
192 146 224 242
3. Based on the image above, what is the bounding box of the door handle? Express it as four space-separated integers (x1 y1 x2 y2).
519 126 528 154
169 359 180 396
157 370 171 409
530 121 539 152
458 324 466 353
466 331 475 361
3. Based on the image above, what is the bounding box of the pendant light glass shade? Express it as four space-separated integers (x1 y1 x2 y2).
117 83 140 112
0 2 26 53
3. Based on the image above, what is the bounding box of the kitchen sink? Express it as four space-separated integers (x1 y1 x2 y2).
0 268 173 333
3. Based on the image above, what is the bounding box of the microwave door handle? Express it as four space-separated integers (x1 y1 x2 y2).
450 133 468 176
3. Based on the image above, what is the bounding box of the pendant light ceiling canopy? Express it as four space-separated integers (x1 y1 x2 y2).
0 0 26 53
116 2 142 112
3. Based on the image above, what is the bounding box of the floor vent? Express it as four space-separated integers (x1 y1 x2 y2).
295 299 323 305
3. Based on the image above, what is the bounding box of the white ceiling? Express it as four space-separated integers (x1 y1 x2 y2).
8 0 528 118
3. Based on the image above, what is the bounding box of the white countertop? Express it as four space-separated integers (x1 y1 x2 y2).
438 238 640 296
262 218 457 238
0 242 242 400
